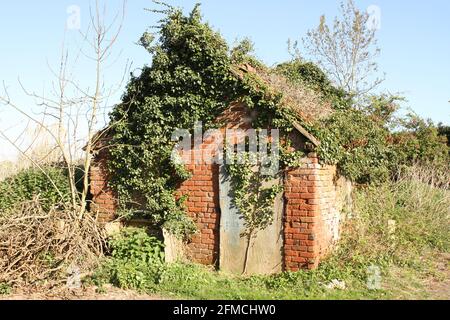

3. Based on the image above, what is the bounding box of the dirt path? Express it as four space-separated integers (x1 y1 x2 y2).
2 285 165 300
424 253 450 300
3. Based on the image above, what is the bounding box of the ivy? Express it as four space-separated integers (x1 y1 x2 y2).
106 3 449 240
107 4 307 239
108 5 244 238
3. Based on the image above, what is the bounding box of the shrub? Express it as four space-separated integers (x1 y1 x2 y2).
315 108 392 184
392 114 449 170
0 167 71 212
98 228 166 290
108 228 165 265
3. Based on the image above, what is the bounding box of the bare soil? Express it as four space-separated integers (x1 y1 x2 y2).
1 284 165 300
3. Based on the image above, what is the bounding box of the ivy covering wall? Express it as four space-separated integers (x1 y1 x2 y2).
106 4 449 238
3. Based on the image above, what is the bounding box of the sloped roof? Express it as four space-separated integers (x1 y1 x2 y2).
232 63 333 124
231 63 322 146
89 63 325 153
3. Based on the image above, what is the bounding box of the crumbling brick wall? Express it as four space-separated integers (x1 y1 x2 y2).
176 163 221 266
283 153 349 271
89 149 117 224
89 104 351 272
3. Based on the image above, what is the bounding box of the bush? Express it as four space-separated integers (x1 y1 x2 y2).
315 108 392 184
108 228 165 264
95 228 166 291
392 114 449 171
0 166 71 212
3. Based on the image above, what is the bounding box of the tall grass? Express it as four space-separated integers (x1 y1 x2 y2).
329 164 449 273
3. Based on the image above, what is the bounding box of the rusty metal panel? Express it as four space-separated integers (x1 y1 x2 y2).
219 165 283 275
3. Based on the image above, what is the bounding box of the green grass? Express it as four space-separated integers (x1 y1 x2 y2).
145 262 391 300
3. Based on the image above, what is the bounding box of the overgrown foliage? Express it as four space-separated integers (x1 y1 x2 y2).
90 165 449 300
0 167 73 212
274 59 350 110
108 5 243 237
329 165 449 277
108 5 302 238
107 3 449 239
90 227 165 291
392 114 449 170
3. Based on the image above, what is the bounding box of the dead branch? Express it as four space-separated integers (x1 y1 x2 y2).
0 199 106 286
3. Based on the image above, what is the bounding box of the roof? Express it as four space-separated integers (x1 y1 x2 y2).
232 63 333 124
89 63 325 153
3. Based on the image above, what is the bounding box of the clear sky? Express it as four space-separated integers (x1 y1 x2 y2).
0 0 449 160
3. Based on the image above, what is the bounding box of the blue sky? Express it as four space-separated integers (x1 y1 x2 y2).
0 0 449 159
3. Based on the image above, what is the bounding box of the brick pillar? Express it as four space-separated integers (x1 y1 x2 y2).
283 153 321 271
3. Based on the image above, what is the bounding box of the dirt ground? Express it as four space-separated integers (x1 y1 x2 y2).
2 285 165 300
424 253 450 300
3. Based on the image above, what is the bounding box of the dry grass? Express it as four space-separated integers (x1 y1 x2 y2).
334 164 450 271
395 163 450 190
257 69 333 122
0 199 106 287
232 64 333 123
0 124 63 182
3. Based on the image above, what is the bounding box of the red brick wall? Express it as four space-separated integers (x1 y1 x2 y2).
89 147 222 266
283 153 344 271
176 163 221 266
89 150 118 223
174 102 249 266
89 104 349 271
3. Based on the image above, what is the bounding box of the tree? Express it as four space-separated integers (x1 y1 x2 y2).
301 0 383 99
0 0 128 218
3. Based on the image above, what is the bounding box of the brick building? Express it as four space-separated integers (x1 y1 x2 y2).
89 101 352 273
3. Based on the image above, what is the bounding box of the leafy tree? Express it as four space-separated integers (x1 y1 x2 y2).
301 0 383 99
392 114 449 168
438 123 450 148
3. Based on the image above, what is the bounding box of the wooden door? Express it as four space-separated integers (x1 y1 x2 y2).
218 165 284 274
